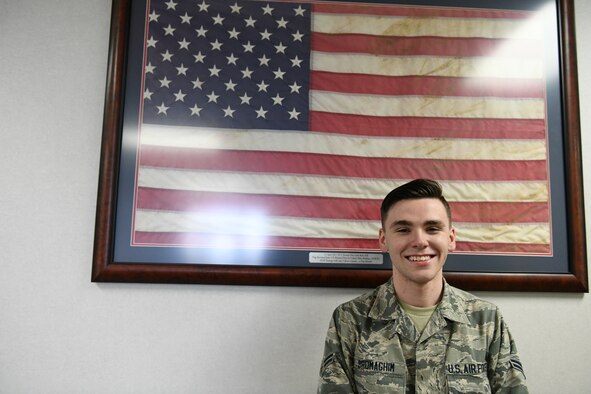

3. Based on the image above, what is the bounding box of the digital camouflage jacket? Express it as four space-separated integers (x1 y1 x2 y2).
318 280 527 393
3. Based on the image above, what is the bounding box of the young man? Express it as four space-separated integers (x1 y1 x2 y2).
318 179 528 393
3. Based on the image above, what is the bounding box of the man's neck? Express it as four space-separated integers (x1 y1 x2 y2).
392 275 444 308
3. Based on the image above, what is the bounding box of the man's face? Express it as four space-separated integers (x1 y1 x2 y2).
379 198 456 287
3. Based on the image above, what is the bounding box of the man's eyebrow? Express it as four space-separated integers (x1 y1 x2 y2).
390 219 446 228
391 220 412 228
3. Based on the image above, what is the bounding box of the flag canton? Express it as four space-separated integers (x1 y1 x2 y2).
143 0 311 131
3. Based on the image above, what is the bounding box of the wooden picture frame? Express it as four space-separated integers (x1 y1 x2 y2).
92 0 587 291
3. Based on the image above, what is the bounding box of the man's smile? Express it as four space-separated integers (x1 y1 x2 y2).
406 254 435 263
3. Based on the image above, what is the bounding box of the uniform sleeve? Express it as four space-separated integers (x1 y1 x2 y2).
317 309 356 394
487 310 528 394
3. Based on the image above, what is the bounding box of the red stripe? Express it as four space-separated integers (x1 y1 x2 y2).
136 189 550 223
312 3 531 19
454 242 551 254
139 147 548 181
137 189 380 220
134 231 381 250
310 112 546 139
310 71 545 98
449 202 549 223
311 32 542 59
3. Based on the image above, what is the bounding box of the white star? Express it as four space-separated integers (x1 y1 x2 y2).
176 63 188 75
174 89 186 102
255 106 268 118
288 108 301 120
207 91 220 103
156 102 170 114
145 62 155 73
193 51 206 63
239 93 252 105
260 29 272 40
242 41 255 53
274 42 287 54
212 13 225 25
241 67 253 79
163 24 175 36
180 12 192 24
146 36 157 48
257 80 269 92
290 56 303 68
294 5 306 16
244 16 256 28
289 82 301 93
165 0 177 10
222 105 236 118
292 30 304 42
262 4 274 15
178 38 190 50
228 27 240 39
273 67 285 80
159 76 171 88
192 78 204 89
271 93 284 106
226 53 239 65
211 39 223 51
258 54 270 66
190 104 203 116
161 50 173 62
276 17 288 28
144 88 153 100
230 2 242 13
195 26 208 37
148 10 160 22
198 1 209 12
224 79 237 91
209 65 221 77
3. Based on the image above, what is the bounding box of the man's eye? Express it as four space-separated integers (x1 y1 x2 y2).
427 227 441 233
395 228 410 233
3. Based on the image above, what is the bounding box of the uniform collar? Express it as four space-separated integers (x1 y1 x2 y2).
437 280 471 325
368 278 470 326
367 279 400 321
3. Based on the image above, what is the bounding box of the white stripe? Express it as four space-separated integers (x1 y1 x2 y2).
135 210 378 238
140 125 547 161
311 91 545 119
312 13 542 40
134 209 550 244
137 167 549 202
455 222 550 244
311 52 544 80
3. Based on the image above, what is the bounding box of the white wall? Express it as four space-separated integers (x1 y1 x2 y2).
0 0 589 392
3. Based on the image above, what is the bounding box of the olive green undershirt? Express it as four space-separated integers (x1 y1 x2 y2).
398 300 438 334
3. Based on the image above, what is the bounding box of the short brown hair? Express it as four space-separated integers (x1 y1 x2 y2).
380 179 452 227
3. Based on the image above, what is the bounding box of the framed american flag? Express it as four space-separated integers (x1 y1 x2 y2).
92 0 587 291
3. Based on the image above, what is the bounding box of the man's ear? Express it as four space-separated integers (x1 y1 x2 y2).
448 226 457 251
378 228 388 252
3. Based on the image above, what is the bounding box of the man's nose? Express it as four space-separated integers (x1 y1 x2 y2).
411 230 429 248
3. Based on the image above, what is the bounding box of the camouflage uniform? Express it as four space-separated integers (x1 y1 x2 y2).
318 279 527 393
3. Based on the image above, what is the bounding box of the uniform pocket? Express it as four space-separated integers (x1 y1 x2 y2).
354 360 406 393
446 373 491 394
